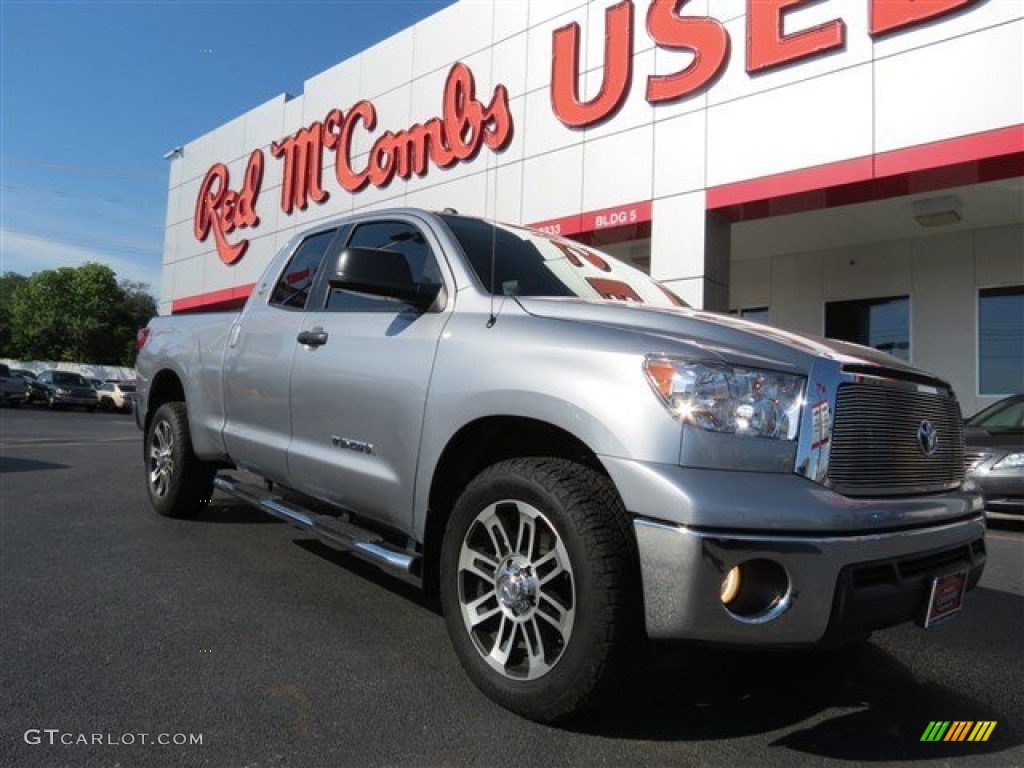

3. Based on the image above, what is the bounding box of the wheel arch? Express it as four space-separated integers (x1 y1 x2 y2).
420 415 615 597
145 369 186 434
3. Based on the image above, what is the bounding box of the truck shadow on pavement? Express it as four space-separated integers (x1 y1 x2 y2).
208 510 1020 762
0 456 68 473
195 500 288 525
293 539 439 610
572 587 1022 761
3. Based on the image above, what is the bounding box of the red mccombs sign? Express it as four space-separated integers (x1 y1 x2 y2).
194 0 977 263
195 63 511 264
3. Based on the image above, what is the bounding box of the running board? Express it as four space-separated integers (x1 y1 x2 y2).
213 475 419 577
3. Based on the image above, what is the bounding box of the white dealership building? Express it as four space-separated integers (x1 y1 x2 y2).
160 0 1023 415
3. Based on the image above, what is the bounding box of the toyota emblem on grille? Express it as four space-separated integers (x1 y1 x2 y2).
917 420 939 456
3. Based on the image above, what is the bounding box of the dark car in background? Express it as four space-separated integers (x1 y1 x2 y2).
965 395 1024 519
36 370 98 412
10 368 49 404
0 363 28 406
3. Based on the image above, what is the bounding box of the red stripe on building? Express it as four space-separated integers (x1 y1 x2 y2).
708 124 1024 221
172 283 256 314
874 124 1023 177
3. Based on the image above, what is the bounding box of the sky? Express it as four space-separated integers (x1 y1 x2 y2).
0 0 454 292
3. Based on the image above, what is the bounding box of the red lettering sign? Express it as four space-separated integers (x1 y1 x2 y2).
551 1 633 128
555 0 975 125
324 101 376 193
747 0 846 74
870 0 976 37
585 201 652 231
272 122 330 213
646 0 730 103
193 63 512 261
193 149 264 265
275 62 512 204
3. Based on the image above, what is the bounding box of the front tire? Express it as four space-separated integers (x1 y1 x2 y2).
440 458 637 723
145 401 215 518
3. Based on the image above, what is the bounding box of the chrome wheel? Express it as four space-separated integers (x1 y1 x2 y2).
457 499 575 681
148 419 175 498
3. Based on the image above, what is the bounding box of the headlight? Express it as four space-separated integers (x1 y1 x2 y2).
644 356 805 440
56 388 70 395
993 452 1024 470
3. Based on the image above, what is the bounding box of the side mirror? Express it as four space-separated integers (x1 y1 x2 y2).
329 247 441 312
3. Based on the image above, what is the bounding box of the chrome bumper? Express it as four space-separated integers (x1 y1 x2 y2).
634 515 986 644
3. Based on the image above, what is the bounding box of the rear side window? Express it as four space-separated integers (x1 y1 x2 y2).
270 230 337 309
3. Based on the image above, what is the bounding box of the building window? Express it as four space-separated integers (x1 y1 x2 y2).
825 295 910 361
979 286 1024 395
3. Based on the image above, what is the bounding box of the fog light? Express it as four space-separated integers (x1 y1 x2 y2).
720 566 741 605
720 559 791 624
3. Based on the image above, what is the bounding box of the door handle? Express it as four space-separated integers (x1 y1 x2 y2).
297 328 329 347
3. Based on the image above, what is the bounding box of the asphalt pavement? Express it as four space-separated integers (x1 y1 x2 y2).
1 406 1022 768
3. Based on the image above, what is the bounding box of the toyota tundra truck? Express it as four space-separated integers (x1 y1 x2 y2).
136 209 986 722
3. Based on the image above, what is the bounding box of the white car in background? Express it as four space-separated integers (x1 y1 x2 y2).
96 380 137 412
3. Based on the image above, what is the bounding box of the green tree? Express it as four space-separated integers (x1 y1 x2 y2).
0 272 29 354
114 278 158 363
8 263 156 365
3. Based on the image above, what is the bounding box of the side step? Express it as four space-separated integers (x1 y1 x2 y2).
213 475 420 577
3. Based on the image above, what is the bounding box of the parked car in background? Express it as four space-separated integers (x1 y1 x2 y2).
11 369 49 404
36 370 98 411
965 395 1024 519
96 380 137 412
0 363 28 407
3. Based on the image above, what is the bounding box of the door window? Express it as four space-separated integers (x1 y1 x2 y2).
326 221 441 312
270 229 337 310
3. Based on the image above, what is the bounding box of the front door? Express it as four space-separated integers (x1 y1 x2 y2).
287 217 452 532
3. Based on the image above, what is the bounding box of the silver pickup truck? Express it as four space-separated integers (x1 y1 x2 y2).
136 209 986 722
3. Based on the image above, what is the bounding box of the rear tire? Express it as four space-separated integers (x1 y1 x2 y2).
440 458 638 723
145 401 215 518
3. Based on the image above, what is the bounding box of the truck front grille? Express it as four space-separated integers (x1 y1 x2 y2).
829 382 964 496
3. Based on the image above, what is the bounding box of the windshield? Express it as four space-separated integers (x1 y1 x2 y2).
440 215 687 308
967 397 1024 429
53 372 88 386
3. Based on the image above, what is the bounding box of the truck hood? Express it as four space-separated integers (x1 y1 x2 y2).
516 297 939 379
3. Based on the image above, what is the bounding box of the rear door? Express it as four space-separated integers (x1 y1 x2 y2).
287 215 452 531
221 228 341 482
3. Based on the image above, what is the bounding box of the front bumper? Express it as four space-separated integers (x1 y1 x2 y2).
634 515 985 645
599 456 987 645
